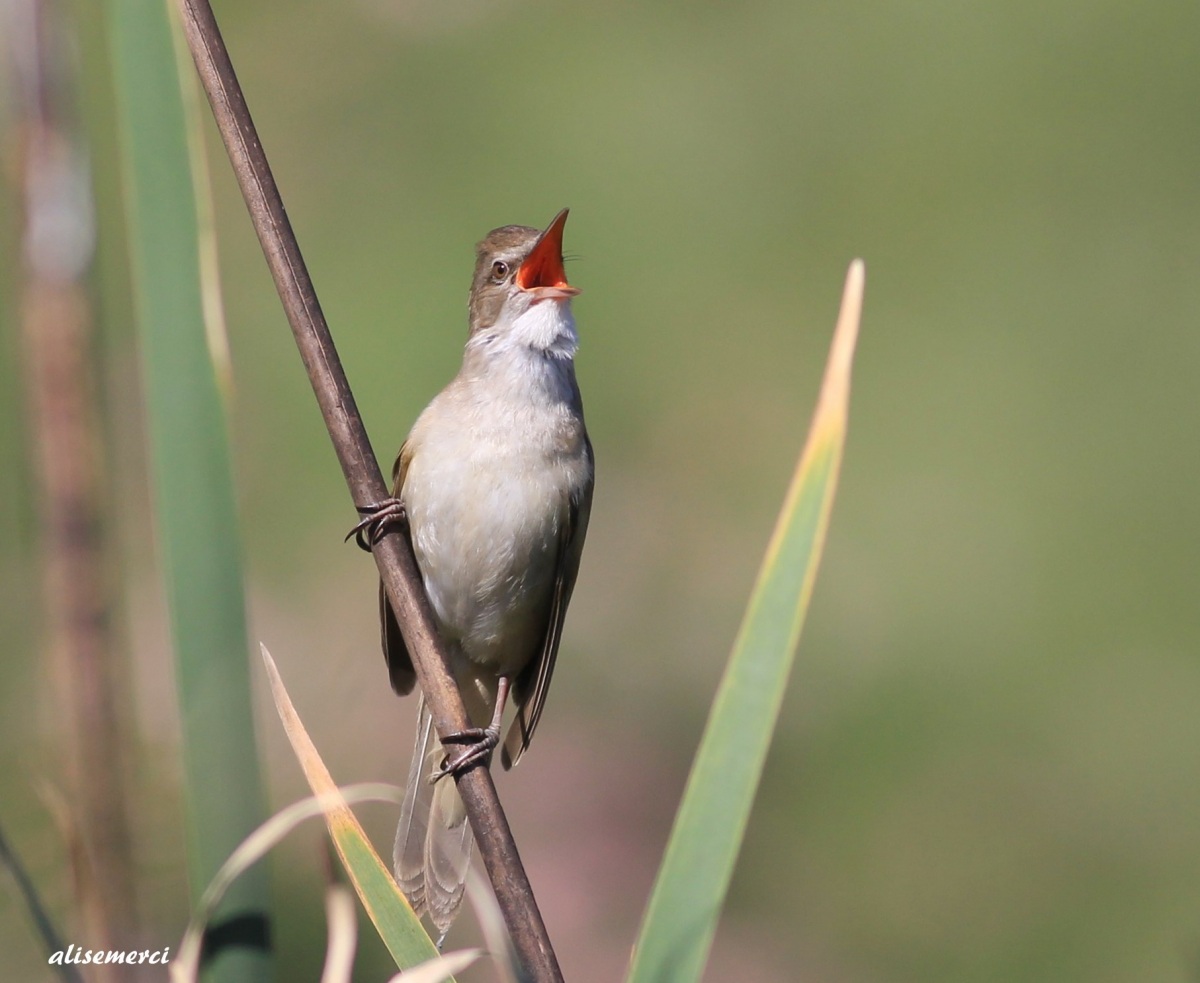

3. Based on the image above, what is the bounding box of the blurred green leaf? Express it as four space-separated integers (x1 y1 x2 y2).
626 262 864 983
106 1 271 979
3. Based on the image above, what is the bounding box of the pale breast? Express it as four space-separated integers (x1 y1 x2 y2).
402 379 589 675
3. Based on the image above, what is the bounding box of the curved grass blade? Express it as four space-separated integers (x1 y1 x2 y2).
260 646 446 973
465 868 519 983
626 261 865 983
170 783 400 983
319 881 357 983
383 949 483 983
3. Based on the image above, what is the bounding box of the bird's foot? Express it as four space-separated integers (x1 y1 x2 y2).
430 724 502 783
345 497 406 552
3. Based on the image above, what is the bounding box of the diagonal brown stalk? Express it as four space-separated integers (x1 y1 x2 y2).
173 2 564 980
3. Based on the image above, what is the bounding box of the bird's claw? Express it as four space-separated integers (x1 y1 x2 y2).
429 725 501 783
345 497 406 552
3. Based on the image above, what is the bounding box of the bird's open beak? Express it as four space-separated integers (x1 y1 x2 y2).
516 208 581 299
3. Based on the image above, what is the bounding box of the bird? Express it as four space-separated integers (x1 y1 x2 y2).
354 209 593 937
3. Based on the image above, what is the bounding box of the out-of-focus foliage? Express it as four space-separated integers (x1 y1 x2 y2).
2 1 1198 981
105 4 272 982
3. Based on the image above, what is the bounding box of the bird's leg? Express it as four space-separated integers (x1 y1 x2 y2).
432 677 511 782
344 497 406 552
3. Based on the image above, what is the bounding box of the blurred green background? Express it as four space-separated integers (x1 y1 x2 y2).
3 0 1199 980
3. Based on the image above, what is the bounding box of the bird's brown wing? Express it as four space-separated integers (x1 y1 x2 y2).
501 440 594 769
381 441 417 696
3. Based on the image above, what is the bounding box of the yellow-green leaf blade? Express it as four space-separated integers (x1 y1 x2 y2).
626 261 864 983
260 646 444 973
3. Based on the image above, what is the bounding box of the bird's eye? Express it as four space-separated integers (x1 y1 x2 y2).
490 260 509 282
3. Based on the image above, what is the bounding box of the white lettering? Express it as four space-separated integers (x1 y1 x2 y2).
50 943 173 966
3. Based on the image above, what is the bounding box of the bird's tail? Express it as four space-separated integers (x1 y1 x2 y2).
394 695 474 937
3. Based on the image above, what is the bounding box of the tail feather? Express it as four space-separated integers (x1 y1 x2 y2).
425 778 473 935
394 696 436 914
394 694 474 934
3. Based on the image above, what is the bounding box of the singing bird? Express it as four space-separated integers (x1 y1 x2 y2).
357 209 593 935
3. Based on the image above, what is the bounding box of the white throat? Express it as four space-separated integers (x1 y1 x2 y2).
501 298 578 359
